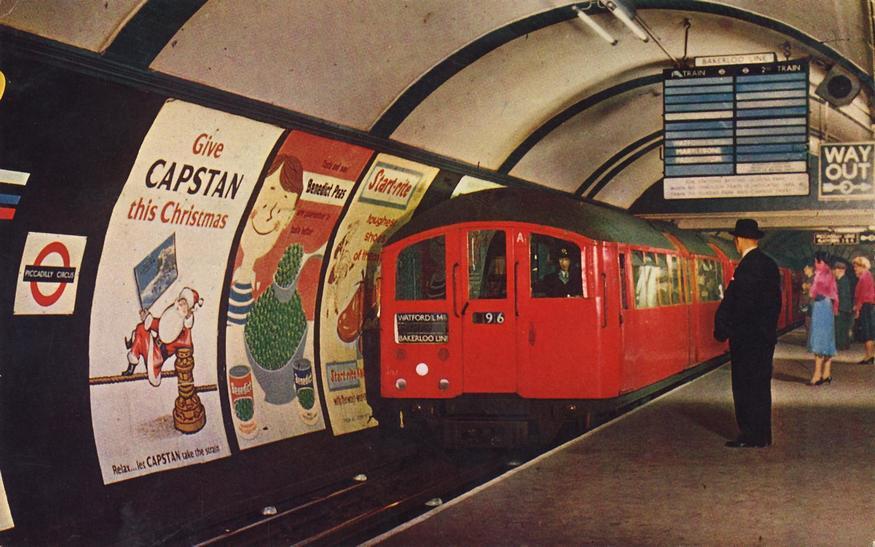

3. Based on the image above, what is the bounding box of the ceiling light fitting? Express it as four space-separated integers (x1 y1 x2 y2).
572 6 617 46
573 1 649 44
603 0 649 42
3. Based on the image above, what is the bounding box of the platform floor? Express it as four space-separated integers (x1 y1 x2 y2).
369 329 875 546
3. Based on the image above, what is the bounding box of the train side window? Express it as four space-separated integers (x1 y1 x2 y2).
395 236 446 300
468 230 506 299
667 255 681 305
619 253 628 310
530 234 582 298
683 258 693 303
655 253 671 306
632 250 659 309
696 258 723 302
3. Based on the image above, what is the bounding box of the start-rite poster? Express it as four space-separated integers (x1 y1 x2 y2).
224 131 373 448
89 100 283 483
319 154 438 435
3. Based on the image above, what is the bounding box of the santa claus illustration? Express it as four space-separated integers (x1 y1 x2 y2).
123 287 203 387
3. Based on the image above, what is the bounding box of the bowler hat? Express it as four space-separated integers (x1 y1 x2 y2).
729 218 764 239
558 247 570 258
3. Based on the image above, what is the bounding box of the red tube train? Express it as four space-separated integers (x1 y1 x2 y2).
379 189 800 446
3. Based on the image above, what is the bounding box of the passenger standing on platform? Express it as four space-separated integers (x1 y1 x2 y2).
806 252 838 385
714 219 781 448
800 264 814 336
852 256 875 364
833 260 853 351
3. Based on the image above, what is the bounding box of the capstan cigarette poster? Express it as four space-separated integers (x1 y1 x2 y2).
320 154 438 435
225 131 372 448
89 100 283 483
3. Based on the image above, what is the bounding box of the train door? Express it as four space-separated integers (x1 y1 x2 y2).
458 227 517 392
617 246 634 391
517 230 598 398
682 256 696 366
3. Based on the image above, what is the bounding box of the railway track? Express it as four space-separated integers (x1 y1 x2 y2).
187 435 527 546
186 331 805 546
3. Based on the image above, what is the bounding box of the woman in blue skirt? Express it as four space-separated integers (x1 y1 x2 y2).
808 252 838 385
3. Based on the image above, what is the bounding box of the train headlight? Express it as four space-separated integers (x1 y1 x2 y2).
438 378 450 390
415 362 429 376
395 378 407 390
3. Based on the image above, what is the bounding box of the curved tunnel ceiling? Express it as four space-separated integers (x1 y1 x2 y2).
1 0 873 220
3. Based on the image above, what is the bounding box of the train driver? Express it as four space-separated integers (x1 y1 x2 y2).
541 247 582 297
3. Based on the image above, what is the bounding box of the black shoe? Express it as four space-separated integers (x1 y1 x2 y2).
821 377 832 385
121 363 136 376
858 357 875 365
807 378 821 386
725 439 770 448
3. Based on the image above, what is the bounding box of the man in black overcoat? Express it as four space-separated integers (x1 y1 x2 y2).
714 219 782 448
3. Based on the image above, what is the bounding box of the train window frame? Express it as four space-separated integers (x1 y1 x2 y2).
394 235 447 301
619 252 629 310
529 233 584 299
632 249 685 309
467 230 507 300
667 254 681 305
695 257 724 303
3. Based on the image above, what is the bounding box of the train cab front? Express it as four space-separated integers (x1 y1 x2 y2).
381 232 463 405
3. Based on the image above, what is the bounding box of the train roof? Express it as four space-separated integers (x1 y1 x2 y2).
706 236 741 260
388 188 674 249
650 221 717 257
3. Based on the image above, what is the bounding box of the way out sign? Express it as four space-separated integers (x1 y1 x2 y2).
819 142 875 200
14 232 87 315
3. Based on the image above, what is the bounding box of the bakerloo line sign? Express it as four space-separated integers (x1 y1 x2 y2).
395 312 449 343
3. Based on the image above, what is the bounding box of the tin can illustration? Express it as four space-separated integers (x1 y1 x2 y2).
292 358 317 420
229 365 258 437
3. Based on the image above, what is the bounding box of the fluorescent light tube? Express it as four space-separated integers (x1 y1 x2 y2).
573 6 617 46
604 0 649 42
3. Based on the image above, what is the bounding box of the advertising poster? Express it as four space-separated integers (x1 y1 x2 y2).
225 131 372 448
14 232 87 315
320 154 438 435
89 100 283 483
0 469 12 531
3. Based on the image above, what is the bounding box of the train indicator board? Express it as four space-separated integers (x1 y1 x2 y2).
813 232 859 246
663 60 810 199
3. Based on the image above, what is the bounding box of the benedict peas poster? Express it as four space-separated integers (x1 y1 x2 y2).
320 154 438 435
225 131 373 449
89 99 283 484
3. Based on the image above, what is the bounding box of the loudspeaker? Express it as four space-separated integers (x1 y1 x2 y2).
815 64 861 107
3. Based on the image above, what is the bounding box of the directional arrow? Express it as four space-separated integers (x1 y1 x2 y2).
822 181 874 194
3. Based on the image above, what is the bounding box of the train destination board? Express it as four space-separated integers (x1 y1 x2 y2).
395 312 449 343
663 60 809 199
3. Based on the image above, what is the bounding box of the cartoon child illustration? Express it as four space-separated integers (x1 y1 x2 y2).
227 154 303 326
123 287 203 387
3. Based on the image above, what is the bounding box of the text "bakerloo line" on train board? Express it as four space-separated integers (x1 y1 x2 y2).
396 313 449 343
